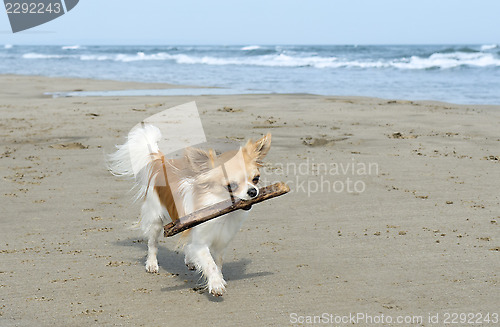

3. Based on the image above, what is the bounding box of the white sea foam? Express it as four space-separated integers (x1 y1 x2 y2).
4 44 13 49
77 52 171 62
241 45 261 51
20 50 500 70
481 44 498 51
62 45 81 50
80 54 110 61
393 52 500 69
161 52 500 69
22 53 64 59
113 52 174 62
156 53 341 68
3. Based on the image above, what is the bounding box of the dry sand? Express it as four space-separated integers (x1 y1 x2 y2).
0 75 499 326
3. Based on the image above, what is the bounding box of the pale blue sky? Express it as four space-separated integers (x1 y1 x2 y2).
1 0 499 45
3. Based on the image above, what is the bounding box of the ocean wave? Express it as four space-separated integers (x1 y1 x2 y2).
438 47 479 54
91 52 174 62
4 44 13 49
78 52 186 62
22 53 64 59
79 54 111 61
159 52 500 69
393 52 500 69
19 50 500 69
62 45 81 50
481 44 498 51
241 45 261 51
72 51 341 67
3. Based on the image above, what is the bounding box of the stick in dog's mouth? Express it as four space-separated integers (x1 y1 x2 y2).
164 182 290 237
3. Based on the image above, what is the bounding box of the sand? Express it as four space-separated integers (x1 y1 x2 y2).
0 75 499 326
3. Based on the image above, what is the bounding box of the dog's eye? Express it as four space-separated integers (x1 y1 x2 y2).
226 182 238 192
252 176 260 184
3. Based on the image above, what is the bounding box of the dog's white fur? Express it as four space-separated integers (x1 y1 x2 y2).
109 124 271 296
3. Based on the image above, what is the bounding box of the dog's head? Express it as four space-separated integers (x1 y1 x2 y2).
185 133 271 202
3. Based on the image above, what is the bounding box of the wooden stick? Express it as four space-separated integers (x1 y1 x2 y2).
164 182 290 237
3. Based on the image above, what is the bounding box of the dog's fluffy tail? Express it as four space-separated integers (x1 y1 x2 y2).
107 124 162 202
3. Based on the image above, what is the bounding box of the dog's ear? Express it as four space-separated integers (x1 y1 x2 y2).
255 133 272 159
244 133 271 163
185 147 216 173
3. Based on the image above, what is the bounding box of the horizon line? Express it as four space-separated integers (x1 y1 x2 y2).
2 42 499 46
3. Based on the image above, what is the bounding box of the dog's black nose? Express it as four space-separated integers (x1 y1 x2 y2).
247 187 258 198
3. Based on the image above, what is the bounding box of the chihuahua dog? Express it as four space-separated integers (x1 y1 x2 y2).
109 124 271 296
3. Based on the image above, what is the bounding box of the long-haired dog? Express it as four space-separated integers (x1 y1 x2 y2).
108 124 271 296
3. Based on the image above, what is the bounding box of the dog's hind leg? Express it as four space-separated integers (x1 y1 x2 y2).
145 219 163 273
141 193 166 273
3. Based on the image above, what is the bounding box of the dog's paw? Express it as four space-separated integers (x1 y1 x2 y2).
209 285 225 297
208 278 227 297
145 260 159 273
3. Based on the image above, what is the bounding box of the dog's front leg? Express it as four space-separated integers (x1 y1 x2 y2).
186 244 226 296
211 247 225 272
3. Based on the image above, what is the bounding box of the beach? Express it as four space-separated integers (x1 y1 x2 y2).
1 74 499 326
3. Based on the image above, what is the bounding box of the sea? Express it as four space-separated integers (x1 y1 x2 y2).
1 44 500 104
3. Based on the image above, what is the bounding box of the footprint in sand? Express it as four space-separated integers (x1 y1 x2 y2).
302 136 348 147
49 142 88 149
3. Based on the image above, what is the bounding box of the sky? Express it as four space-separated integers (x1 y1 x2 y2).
1 0 499 45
